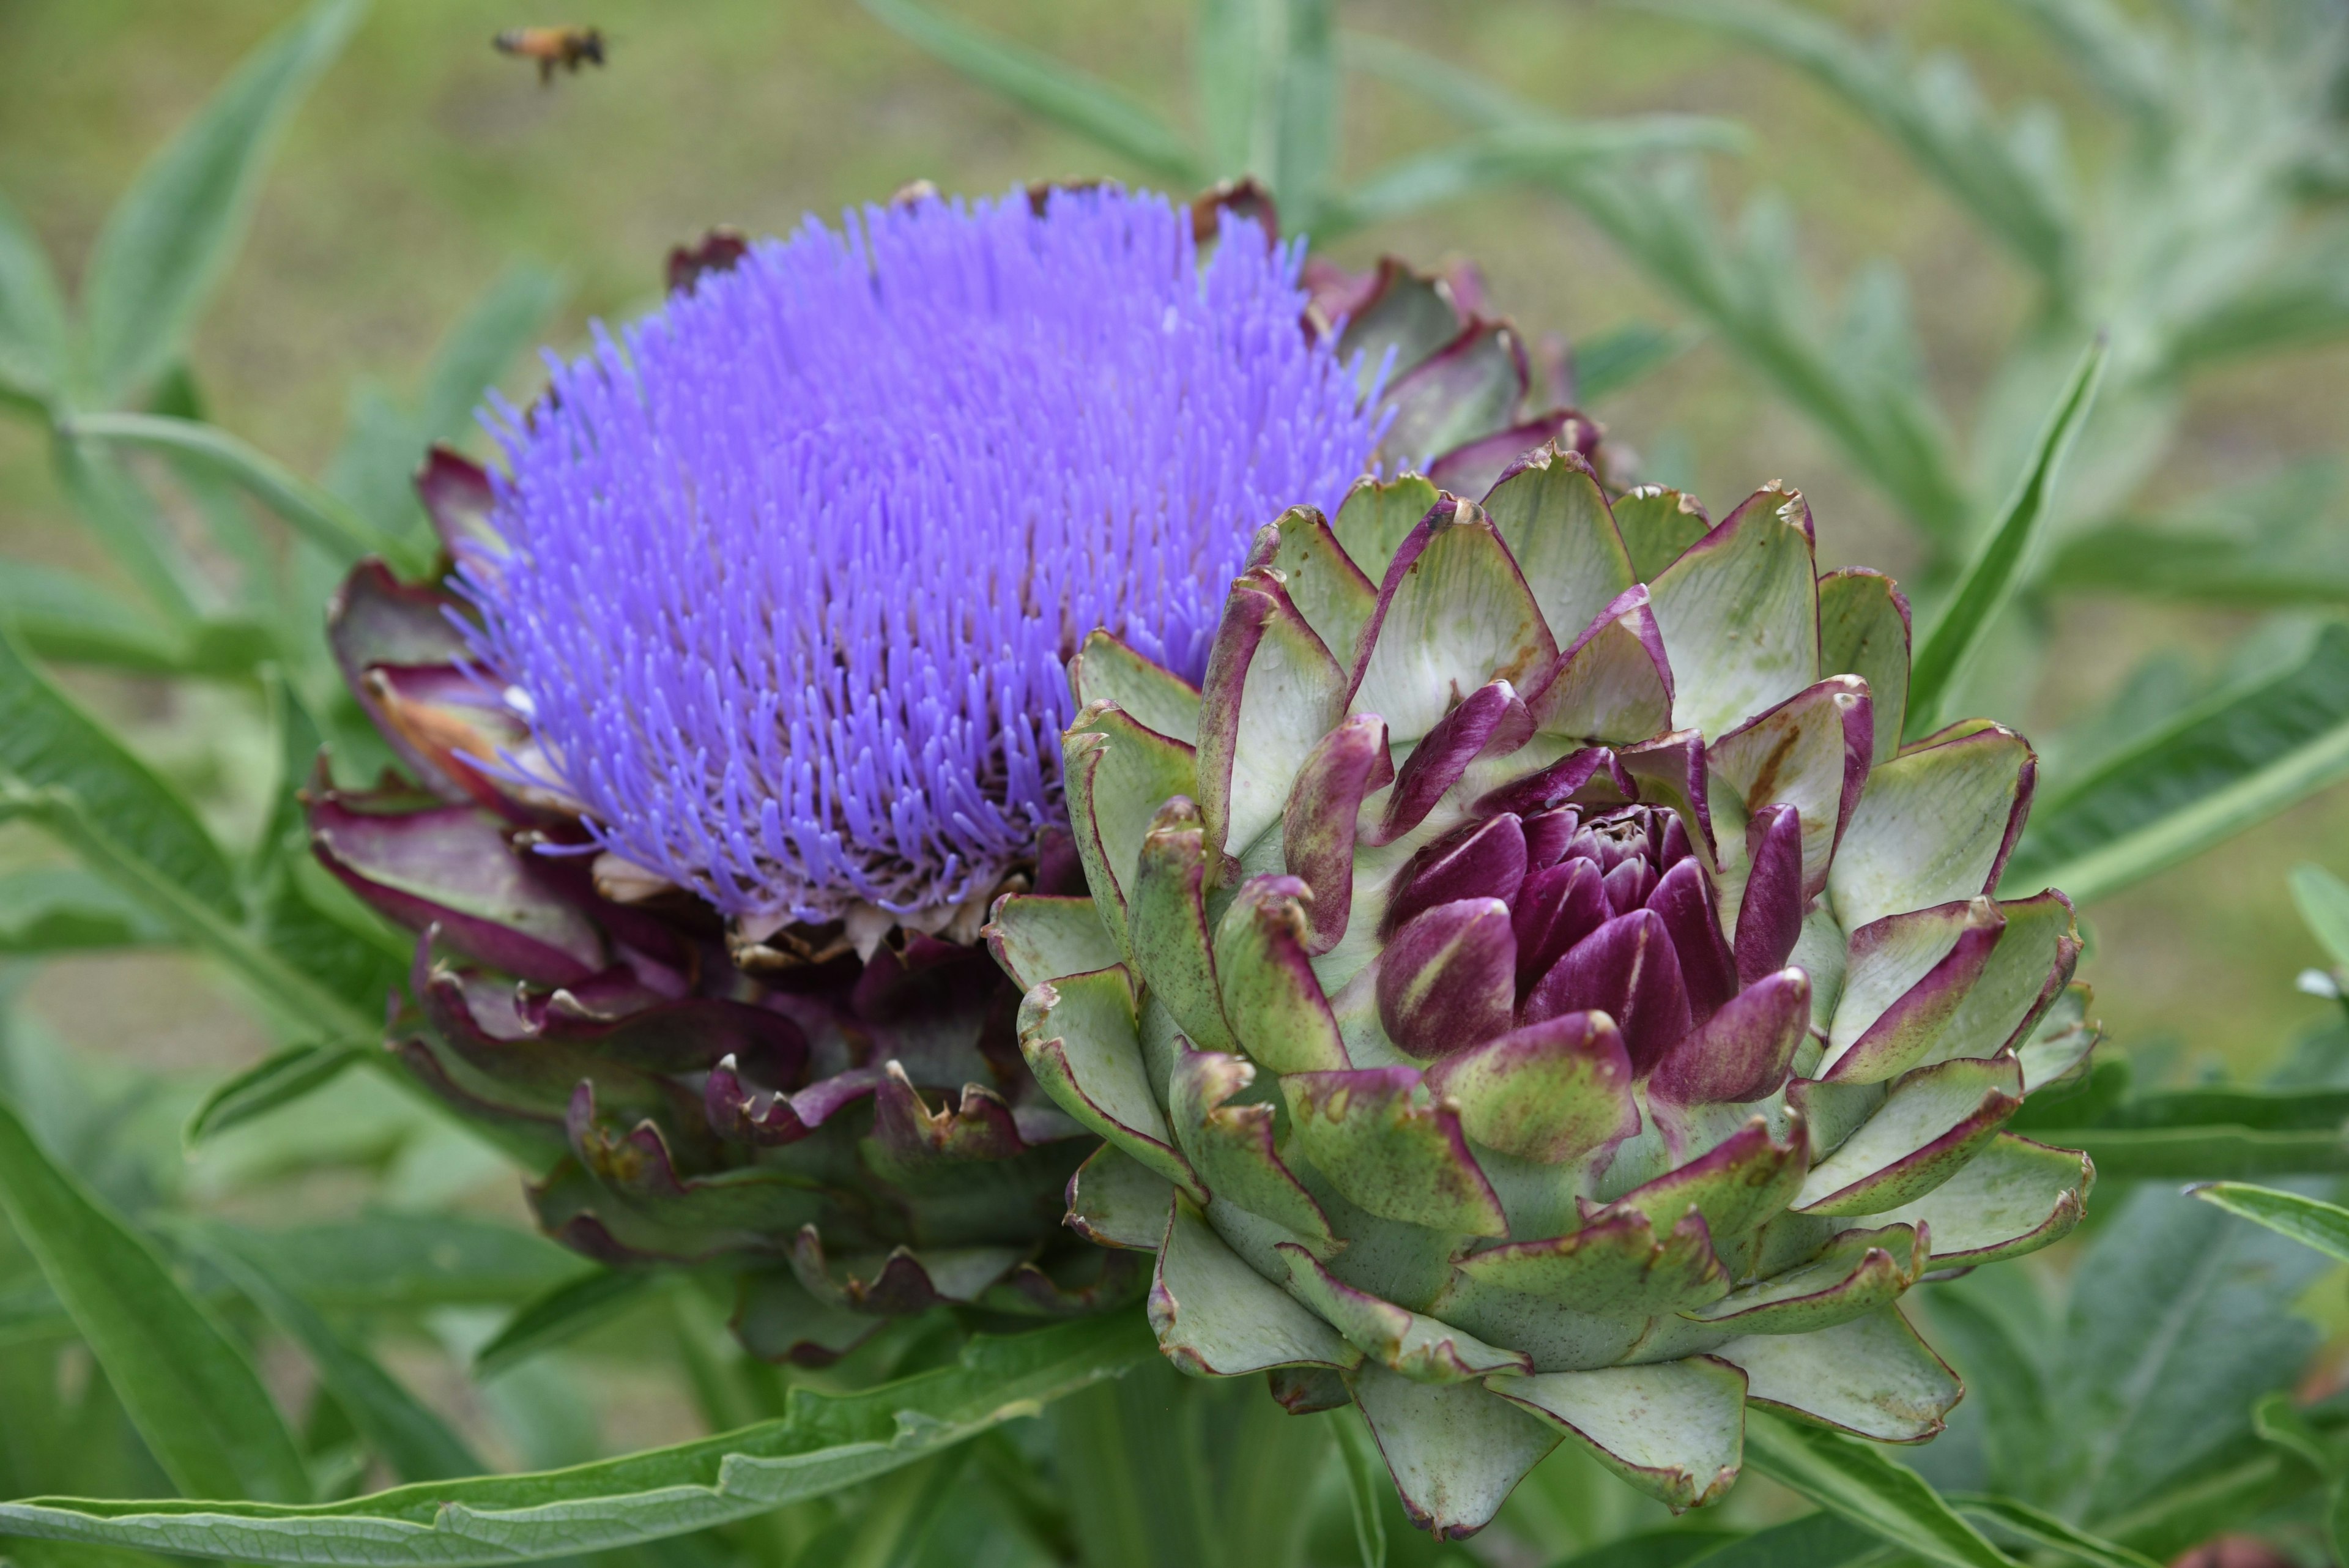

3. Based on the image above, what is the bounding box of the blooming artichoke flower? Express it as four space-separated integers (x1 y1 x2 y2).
311 182 1583 1361
989 450 2099 1534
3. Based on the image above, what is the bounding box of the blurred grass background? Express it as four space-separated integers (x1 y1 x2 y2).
0 0 2342 1093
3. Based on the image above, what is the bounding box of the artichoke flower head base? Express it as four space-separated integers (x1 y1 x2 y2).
310 182 1578 1363
993 455 2099 1535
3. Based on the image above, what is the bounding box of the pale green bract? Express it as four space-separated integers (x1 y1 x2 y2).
988 446 2098 1538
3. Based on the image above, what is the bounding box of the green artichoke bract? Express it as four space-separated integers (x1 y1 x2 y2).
988 447 2098 1537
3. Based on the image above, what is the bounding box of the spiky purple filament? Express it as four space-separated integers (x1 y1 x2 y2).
462 187 1385 926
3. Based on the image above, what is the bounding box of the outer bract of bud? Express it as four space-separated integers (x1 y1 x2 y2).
991 449 2097 1538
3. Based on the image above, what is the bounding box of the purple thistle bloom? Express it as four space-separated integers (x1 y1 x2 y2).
459 186 1387 929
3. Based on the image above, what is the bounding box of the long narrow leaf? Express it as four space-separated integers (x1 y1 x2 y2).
1319 117 1745 239
1907 338 2104 735
0 1313 1156 1566
1741 1409 2014 1568
185 1041 368 1145
1575 321 1702 404
474 1268 659 1380
2164 262 2349 376
1345 32 1977 546
209 1216 584 1314
2006 621 2349 904
2054 1128 2349 1180
66 413 395 568
1683 1512 1880 1568
0 188 69 407
1271 0 1337 231
0 1096 309 1503
79 0 368 404
1 561 195 672
0 782 371 1039
326 264 567 541
1195 0 1267 176
172 1222 484 1483
1331 1407 1389 1568
2043 523 2349 607
2191 1182 2349 1263
1631 0 2073 282
2290 864 2349 972
0 623 236 913
0 867 173 955
1549 1531 1742 1568
415 264 567 445
1953 1495 2161 1568
51 438 208 625
857 0 1208 187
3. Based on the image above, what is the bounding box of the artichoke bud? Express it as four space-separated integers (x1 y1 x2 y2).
996 447 2096 1538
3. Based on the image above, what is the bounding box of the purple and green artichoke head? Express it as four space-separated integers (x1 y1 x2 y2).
309 182 1586 1362
988 454 2100 1536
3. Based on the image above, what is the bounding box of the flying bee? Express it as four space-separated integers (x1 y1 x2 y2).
493 26 606 84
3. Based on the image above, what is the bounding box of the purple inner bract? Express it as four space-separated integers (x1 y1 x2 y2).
461 186 1385 927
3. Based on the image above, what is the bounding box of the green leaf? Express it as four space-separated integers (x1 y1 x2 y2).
243 679 409 1009
170 1222 484 1484
0 188 69 407
65 414 395 568
218 1214 584 1313
1741 1409 2014 1568
415 264 567 448
2050 1184 2327 1523
2089 1447 2304 1565
2190 1181 2349 1264
2005 621 2349 904
1682 1512 1882 1568
327 264 566 540
2292 864 2349 973
2006 0 2170 125
0 1094 310 1503
0 868 173 954
1269 0 1337 231
0 561 275 675
0 1313 1156 1566
2043 526 2349 608
829 1450 970 1568
1575 321 1701 404
1907 338 2104 736
2053 1128 2349 1180
78 0 368 404
185 1041 368 1145
51 439 208 626
1630 0 2073 283
1195 0 1267 176
1345 34 1978 549
0 622 236 914
2164 258 2349 375
1915 1271 2055 1502
856 0 1208 187
1330 1405 1387 1568
1952 1495 2161 1568
0 782 370 1041
473 1268 659 1380
2249 1391 2338 1478
1047 1358 1227 1568
1318 118 1746 240
1548 1530 1743 1568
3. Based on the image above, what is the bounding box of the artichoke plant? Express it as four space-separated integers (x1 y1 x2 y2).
991 448 2099 1535
310 180 1589 1362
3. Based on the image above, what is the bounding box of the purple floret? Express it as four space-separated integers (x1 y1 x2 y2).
460 186 1386 927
